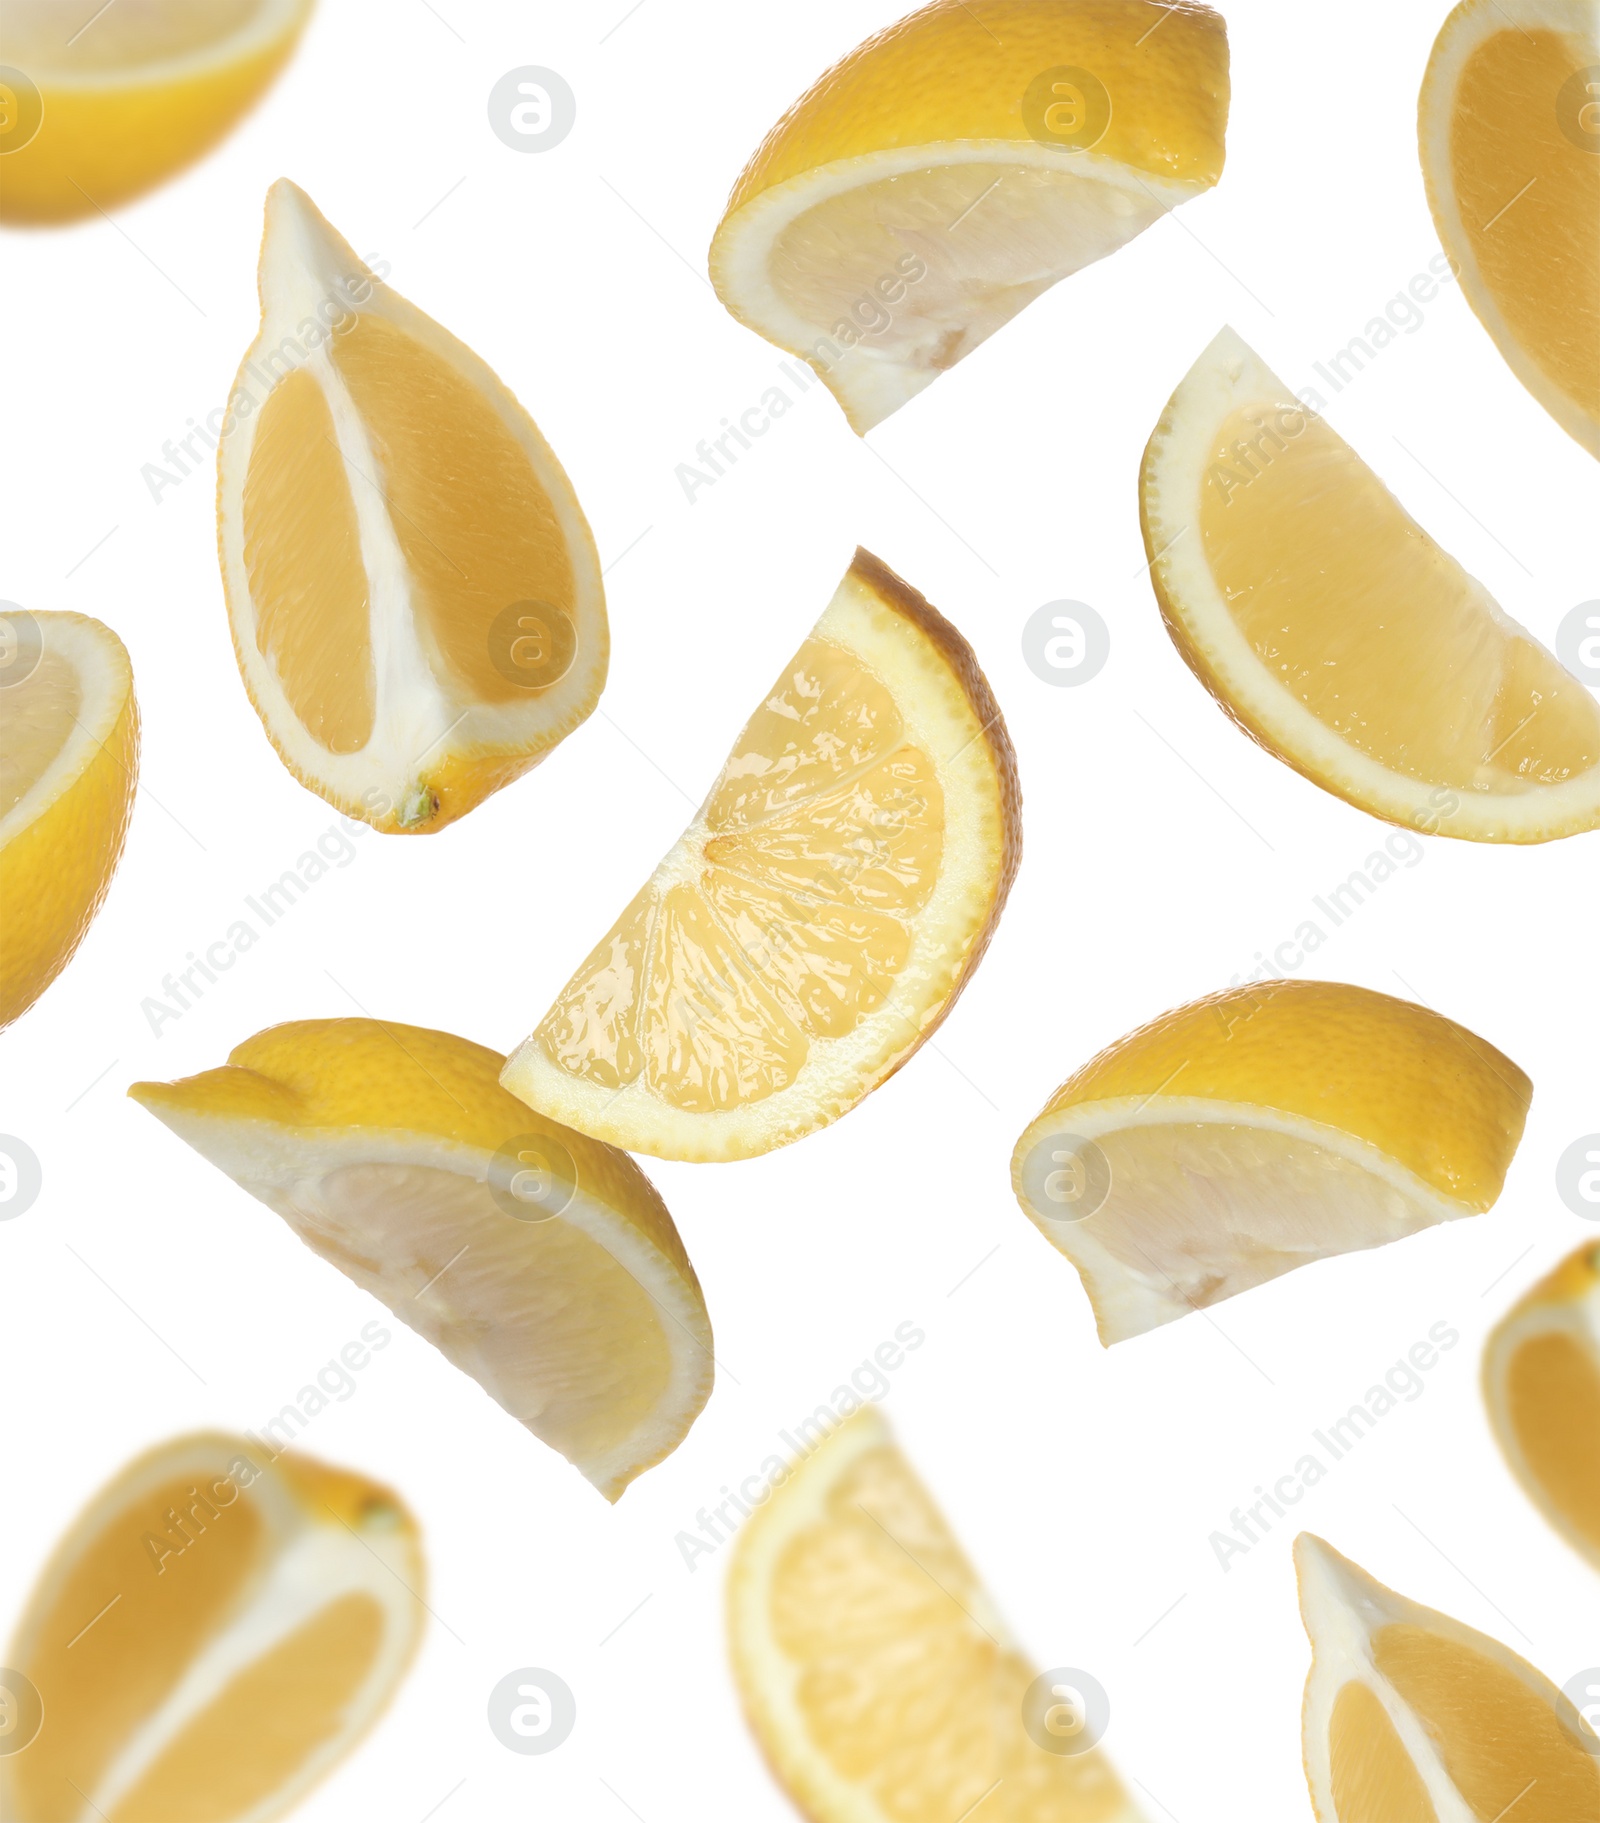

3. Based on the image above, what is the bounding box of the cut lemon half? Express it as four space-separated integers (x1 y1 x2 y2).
130 1019 712 1500
1011 980 1531 1345
1484 1240 1600 1574
217 181 606 834
501 549 1020 1163
0 609 138 1028
728 1406 1146 1823
1420 0 1600 459
0 1431 424 1823
1296 1533 1600 1823
1142 327 1600 842
0 0 314 224
709 0 1229 433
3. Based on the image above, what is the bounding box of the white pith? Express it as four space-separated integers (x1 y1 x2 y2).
1144 326 1600 842
5 0 312 85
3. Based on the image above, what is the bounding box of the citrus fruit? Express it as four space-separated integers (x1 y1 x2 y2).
0 1431 424 1823
1296 1532 1600 1822
0 608 138 1028
129 1019 712 1500
1011 979 1531 1345
0 0 314 224
1420 0 1600 458
1141 326 1600 842
709 0 1229 433
727 1406 1146 1823
501 548 1021 1163
216 180 607 834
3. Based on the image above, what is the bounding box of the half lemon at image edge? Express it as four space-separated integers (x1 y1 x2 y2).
500 547 1021 1163
709 0 1229 433
216 180 607 833
0 1432 424 1823
1141 326 1600 841
130 1019 713 1500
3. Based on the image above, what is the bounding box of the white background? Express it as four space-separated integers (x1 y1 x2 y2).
4 1 1599 1818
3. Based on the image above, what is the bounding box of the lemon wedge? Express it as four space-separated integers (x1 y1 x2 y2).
0 0 314 223
1297 1533 1600 1823
501 549 1020 1162
1011 980 1531 1345
728 1406 1146 1823
1141 327 1600 842
217 181 607 833
709 0 1229 433
0 608 138 1028
0 1431 424 1823
130 1019 713 1500
1420 0 1600 458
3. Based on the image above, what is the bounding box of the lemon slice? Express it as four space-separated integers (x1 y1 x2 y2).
0 609 138 1028
0 1431 424 1823
1420 0 1600 458
728 1406 1146 1823
1011 980 1531 1345
709 0 1229 433
1141 327 1600 842
1296 1533 1600 1822
1484 1241 1600 1574
130 1019 712 1500
216 181 607 834
501 549 1020 1163
0 0 314 223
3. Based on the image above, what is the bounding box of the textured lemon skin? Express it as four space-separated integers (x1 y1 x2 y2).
0 642 137 1030
723 0 1229 215
1031 980 1531 1210
0 8 313 225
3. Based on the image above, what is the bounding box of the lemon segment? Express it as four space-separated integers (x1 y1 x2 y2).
1296 1534 1600 1823
710 0 1229 433
727 1407 1147 1823
130 1020 713 1500
0 0 314 224
0 1433 424 1823
1011 980 1531 1345
0 610 138 1028
1420 0 1600 458
501 549 1021 1163
1141 327 1600 841
216 181 607 833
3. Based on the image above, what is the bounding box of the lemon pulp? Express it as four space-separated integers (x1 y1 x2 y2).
1505 1327 1600 1554
1328 1680 1440 1823
0 649 81 819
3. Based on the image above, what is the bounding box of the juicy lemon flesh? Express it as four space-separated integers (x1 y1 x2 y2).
1453 28 1600 427
0 647 81 818
244 367 375 755
536 636 945 1112
3 0 264 69
108 1593 385 1823
11 1471 267 1817
304 1162 674 1463
1199 404 1600 791
1329 1680 1440 1823
1372 1625 1600 1821
771 1442 1128 1821
771 163 1164 378
1506 1328 1600 1555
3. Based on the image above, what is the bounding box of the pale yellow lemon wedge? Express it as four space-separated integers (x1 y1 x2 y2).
709 0 1229 433
1296 1533 1600 1823
130 1020 712 1500
1011 980 1531 1345
501 549 1021 1163
728 1406 1147 1823
1420 0 1600 458
0 0 314 224
0 1432 424 1823
217 181 606 833
1484 1241 1600 1574
0 608 137 1028
1141 327 1600 842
